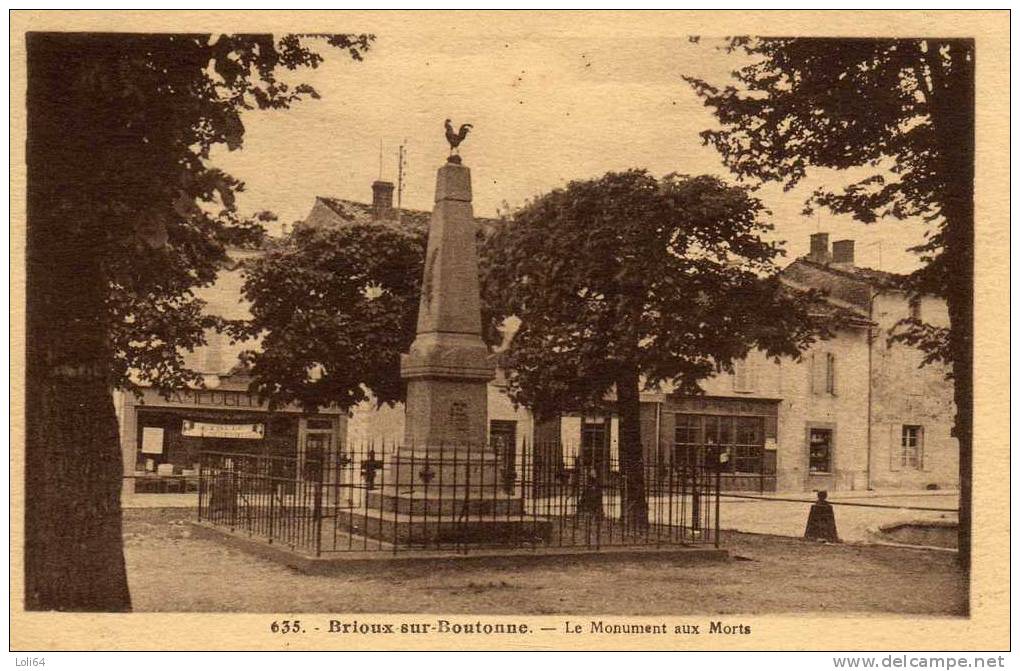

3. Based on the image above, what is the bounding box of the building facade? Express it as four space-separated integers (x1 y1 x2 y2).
116 183 958 497
534 233 958 493
115 247 347 493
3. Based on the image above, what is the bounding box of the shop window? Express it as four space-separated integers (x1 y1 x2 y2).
808 427 833 474
901 425 924 469
673 414 701 468
673 413 764 474
734 417 763 473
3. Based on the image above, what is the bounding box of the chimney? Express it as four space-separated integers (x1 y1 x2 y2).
832 239 855 267
809 232 830 263
371 180 395 220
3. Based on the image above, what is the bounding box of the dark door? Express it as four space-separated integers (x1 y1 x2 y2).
490 420 517 492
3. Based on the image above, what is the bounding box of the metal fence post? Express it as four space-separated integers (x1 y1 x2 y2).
267 476 275 544
715 462 722 548
313 476 323 558
196 456 204 522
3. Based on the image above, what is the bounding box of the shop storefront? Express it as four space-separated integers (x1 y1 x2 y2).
532 395 780 493
116 379 346 494
667 396 780 492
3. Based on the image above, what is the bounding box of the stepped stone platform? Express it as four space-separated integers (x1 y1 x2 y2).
343 442 546 545
336 507 552 546
366 489 525 516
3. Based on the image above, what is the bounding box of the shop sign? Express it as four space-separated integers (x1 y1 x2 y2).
182 420 264 439
141 427 165 454
147 389 263 408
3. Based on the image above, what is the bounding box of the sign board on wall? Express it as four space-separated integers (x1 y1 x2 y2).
147 389 264 408
140 427 164 454
182 420 264 440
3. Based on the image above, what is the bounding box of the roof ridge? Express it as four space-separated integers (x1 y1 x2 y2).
315 194 501 223
792 256 906 284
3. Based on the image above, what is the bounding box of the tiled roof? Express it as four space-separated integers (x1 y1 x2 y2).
308 196 501 233
792 257 908 289
780 257 912 317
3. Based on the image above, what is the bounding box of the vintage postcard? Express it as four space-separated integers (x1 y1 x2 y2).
9 9 1010 653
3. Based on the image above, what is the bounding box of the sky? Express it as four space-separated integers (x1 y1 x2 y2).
212 19 928 274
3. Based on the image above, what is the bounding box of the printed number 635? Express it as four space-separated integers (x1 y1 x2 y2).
271 620 302 633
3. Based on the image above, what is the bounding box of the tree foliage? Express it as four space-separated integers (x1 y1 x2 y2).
685 37 974 574
685 37 973 367
25 31 372 611
482 170 837 418
481 170 839 526
39 33 374 392
232 219 428 412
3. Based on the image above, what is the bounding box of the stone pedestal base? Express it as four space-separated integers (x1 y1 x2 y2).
367 490 524 517
338 445 548 546
336 508 552 546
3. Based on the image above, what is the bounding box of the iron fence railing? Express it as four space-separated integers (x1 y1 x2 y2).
197 443 720 556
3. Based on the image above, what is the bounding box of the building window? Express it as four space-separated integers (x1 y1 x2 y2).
808 427 833 474
581 419 609 472
733 416 764 473
674 413 764 474
901 425 924 469
490 420 518 489
733 356 757 393
909 295 922 321
303 432 330 480
810 352 837 396
674 413 701 469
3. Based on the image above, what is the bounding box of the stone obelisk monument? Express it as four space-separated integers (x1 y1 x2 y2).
399 156 494 451
347 123 547 545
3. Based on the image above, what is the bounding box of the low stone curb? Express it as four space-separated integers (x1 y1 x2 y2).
189 520 728 575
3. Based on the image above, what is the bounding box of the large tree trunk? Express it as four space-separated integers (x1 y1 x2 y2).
24 32 132 611
616 367 648 528
930 40 974 586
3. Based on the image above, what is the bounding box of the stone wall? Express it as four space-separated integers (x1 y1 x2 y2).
868 292 958 490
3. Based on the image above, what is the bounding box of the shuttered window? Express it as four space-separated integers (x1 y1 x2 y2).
810 352 837 396
901 425 924 470
733 356 757 392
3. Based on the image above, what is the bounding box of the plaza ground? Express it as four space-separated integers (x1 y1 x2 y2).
716 490 958 544
123 507 965 615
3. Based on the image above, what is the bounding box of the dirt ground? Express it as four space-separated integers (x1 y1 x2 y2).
123 508 966 616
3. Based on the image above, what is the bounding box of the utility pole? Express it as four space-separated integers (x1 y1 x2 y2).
397 139 408 214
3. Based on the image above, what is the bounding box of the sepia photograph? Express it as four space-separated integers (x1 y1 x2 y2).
9 9 1010 654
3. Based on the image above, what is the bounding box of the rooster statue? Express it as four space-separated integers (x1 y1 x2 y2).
444 119 473 162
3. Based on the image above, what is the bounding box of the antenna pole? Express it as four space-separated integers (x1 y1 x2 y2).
397 140 407 212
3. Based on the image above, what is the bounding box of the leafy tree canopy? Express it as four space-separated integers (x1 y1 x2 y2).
685 37 974 366
232 218 427 412
684 36 974 571
25 31 372 612
481 169 838 419
33 32 374 392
